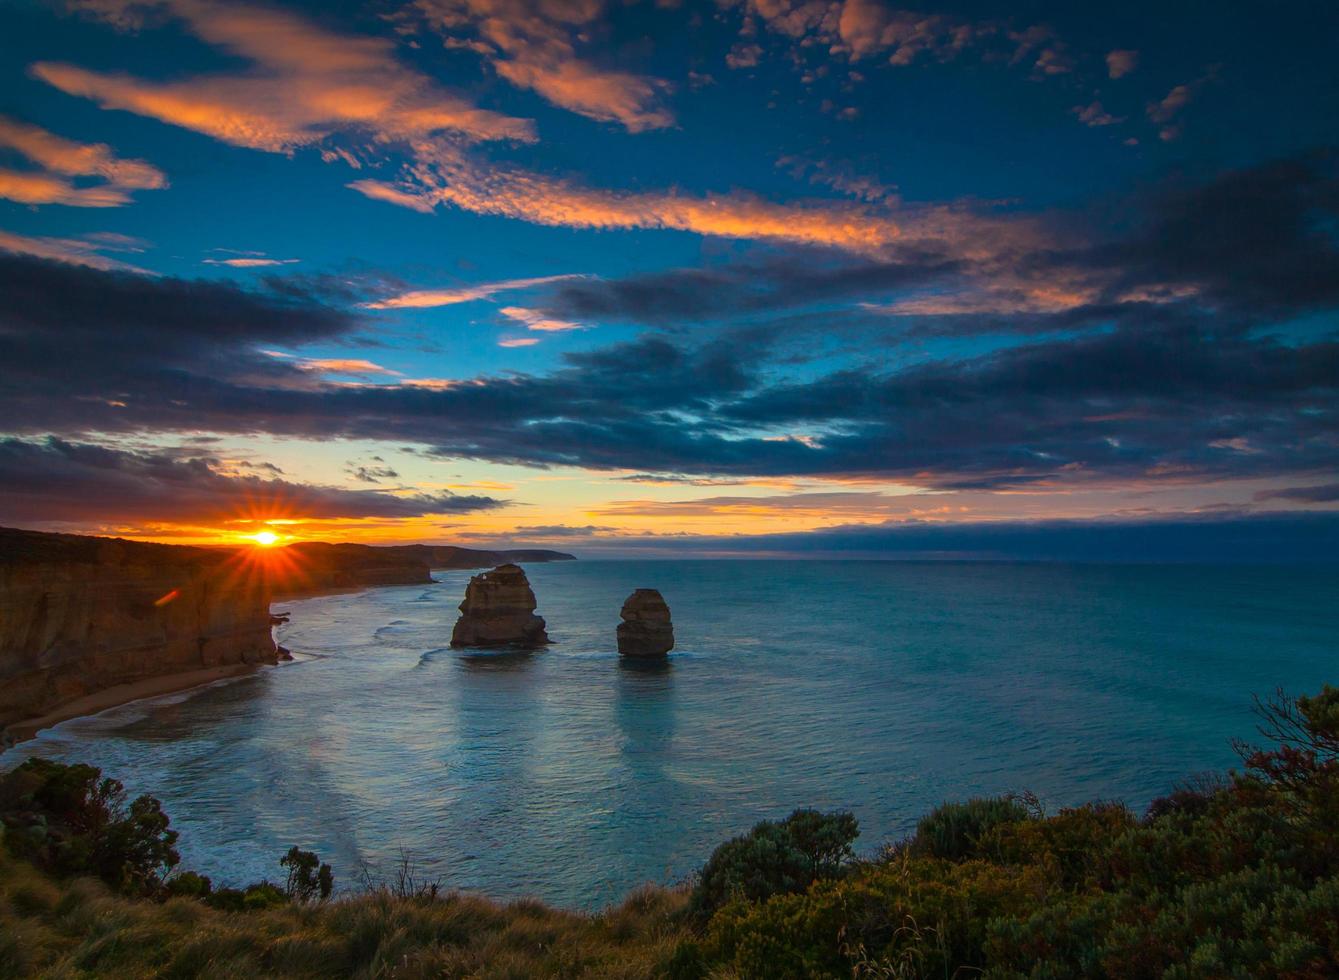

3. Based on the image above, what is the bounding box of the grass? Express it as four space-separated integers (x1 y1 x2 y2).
0 845 696 979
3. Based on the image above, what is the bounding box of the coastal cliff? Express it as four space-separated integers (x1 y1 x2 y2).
0 528 576 742
381 544 576 570
0 527 277 741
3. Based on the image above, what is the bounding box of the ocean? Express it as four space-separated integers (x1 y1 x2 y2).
3 560 1336 909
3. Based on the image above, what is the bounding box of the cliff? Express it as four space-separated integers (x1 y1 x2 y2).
382 544 576 570
276 542 434 594
269 543 573 593
0 527 277 740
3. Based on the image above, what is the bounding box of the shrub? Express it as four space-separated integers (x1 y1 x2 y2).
0 758 179 894
280 845 333 902
910 795 1029 861
690 809 858 918
164 871 212 899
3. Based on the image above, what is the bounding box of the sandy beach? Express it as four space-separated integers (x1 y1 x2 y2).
2 664 261 747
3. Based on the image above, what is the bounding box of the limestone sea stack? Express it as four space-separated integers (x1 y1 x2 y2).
617 589 674 658
450 564 549 648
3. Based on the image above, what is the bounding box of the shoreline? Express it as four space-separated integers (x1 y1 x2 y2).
2 663 262 747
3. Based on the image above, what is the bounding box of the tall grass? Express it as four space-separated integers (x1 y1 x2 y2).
0 843 695 979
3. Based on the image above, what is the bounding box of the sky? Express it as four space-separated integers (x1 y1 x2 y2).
1 0 1337 559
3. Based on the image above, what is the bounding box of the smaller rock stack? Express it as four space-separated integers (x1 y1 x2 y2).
616 589 674 658
450 564 549 648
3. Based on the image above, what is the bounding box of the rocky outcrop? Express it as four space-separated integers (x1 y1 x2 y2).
450 564 550 648
0 527 278 739
617 589 674 658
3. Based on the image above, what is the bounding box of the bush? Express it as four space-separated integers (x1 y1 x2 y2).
690 808 858 918
280 845 333 902
911 795 1029 861
0 758 179 894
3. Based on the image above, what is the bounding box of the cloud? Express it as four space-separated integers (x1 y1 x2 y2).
0 115 166 207
0 229 153 272
837 0 989 64
727 0 1073 78
1106 49 1138 79
2 152 1336 493
295 358 403 377
0 438 506 525
411 0 674 131
347 462 401 483
347 149 912 253
1146 76 1210 141
498 336 542 347
1254 484 1339 504
364 273 587 309
499 306 582 331
504 524 617 536
204 253 299 267
37 0 534 162
1072 101 1121 127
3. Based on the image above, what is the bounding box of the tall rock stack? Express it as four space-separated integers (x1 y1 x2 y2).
616 589 674 658
450 564 549 648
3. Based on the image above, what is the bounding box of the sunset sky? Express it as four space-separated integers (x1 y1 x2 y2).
1 0 1337 558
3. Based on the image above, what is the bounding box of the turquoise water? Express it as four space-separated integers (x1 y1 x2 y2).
4 561 1337 908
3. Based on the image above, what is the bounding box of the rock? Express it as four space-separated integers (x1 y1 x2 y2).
450 564 549 648
617 589 674 658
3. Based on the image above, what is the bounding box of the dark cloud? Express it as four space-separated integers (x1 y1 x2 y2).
543 250 961 325
1255 484 1339 504
2 151 1338 495
348 464 400 483
1085 151 1339 314
0 438 506 525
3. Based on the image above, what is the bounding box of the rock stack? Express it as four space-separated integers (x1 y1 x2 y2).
616 589 674 658
450 564 549 648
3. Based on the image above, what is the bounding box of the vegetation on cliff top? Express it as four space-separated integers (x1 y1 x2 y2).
3 685 1338 978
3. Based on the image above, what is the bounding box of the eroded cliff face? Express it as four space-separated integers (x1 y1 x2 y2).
0 528 277 736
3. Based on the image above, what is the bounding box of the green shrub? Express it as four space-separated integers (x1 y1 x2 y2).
911 795 1029 861
0 758 179 894
690 808 858 918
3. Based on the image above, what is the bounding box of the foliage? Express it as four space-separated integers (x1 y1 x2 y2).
0 757 179 894
705 685 1339 978
910 795 1030 861
280 844 334 902
690 808 859 918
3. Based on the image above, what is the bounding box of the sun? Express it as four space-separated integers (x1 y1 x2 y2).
249 530 280 547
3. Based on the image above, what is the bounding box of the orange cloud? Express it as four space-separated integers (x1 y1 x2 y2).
0 115 165 207
365 273 587 309
39 0 534 158
1106 49 1138 79
349 148 907 252
412 0 673 131
499 306 582 331
297 358 403 377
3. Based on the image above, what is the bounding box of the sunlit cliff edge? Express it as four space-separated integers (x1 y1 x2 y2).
0 527 574 743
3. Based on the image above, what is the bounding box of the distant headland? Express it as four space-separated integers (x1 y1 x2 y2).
0 526 574 745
